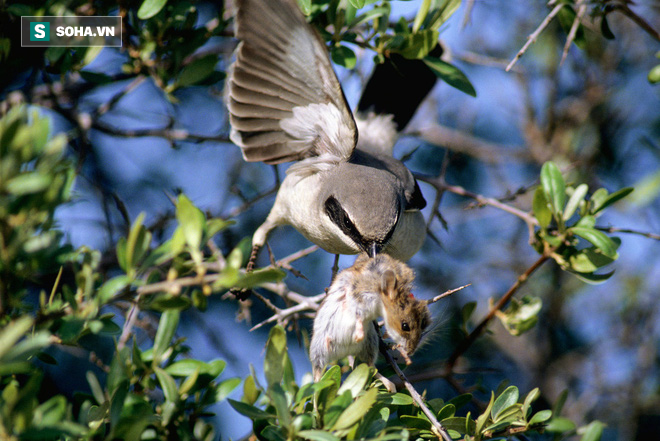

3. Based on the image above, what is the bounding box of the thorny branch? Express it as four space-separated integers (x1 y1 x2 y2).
506 2 565 72
446 254 550 371
378 335 452 441
560 0 587 66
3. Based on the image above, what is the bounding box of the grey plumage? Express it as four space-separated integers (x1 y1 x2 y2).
227 0 428 266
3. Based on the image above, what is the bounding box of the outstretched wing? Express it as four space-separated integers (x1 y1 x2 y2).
228 0 357 165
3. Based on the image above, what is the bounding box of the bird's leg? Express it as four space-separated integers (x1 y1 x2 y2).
375 372 397 393
230 243 261 301
246 243 261 272
331 254 340 282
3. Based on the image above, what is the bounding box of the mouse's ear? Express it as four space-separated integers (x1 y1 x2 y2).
381 270 397 297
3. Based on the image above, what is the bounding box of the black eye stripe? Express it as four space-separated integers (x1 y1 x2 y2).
324 196 366 251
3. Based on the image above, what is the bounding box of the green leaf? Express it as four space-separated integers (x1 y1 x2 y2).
423 57 476 97
338 363 371 397
216 377 241 402
393 29 439 59
176 194 206 251
564 184 588 221
448 393 472 410
546 416 576 433
264 326 287 386
476 392 495 434
349 7 390 28
427 0 462 30
649 64 660 84
0 316 34 360
461 301 476 325
566 269 615 284
400 414 432 430
178 55 219 88
165 359 214 377
533 187 552 228
575 215 596 229
568 241 619 273
324 390 352 428
146 294 192 311
522 387 540 417
529 409 552 425
569 227 618 259
268 383 292 427
298 430 340 441
125 212 151 271
377 392 413 406
98 275 132 304
137 0 167 19
438 403 456 420
261 426 287 441
297 0 312 15
497 296 542 336
233 267 286 289
331 388 378 430
243 374 260 405
492 386 519 420
110 380 129 427
589 188 609 214
348 0 365 9
540 162 566 218
228 398 275 420
441 416 476 435
152 310 180 364
5 172 51 195
331 45 357 69
580 420 605 441
592 187 633 214
33 395 67 426
155 367 178 402
413 0 432 33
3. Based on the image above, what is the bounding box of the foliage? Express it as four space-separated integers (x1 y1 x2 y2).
229 326 605 441
0 107 286 440
533 162 632 284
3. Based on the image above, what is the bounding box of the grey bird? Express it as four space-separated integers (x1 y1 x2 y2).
227 0 433 272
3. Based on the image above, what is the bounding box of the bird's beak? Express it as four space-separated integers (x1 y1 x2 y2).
369 242 380 258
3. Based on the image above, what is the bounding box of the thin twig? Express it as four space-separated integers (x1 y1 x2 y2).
560 0 586 66
506 2 565 72
117 303 140 350
595 226 660 241
378 337 452 441
417 175 539 228
446 254 550 371
614 3 660 42
426 284 471 305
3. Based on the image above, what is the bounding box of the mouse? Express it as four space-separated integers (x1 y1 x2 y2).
310 253 431 389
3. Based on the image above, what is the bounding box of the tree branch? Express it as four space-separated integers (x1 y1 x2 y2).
506 2 565 72
378 336 452 441
446 254 550 371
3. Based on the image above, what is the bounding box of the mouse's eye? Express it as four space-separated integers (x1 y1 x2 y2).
401 321 410 332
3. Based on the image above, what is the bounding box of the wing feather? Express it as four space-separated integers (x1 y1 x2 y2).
228 0 357 164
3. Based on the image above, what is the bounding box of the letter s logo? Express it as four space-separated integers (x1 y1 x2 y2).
35 24 45 39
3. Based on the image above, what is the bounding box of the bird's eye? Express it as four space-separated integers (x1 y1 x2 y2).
401 321 410 332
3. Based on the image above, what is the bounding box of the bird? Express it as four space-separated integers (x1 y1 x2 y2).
227 0 438 277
